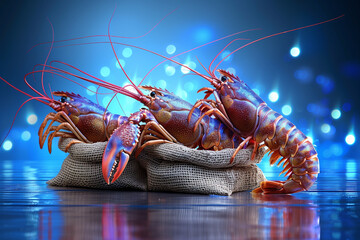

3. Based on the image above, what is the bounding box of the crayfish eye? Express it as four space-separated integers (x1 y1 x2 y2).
220 75 228 82
60 96 67 103
150 91 156 98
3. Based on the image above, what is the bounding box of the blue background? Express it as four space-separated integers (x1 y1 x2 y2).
0 0 359 175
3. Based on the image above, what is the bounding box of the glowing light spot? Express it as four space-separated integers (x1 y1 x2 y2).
290 47 300 57
86 85 97 96
27 114 38 125
176 89 188 100
345 134 356 145
294 67 313 83
165 65 176 76
321 123 331 134
100 66 110 77
115 59 126 69
3 140 12 151
122 48 132 58
181 61 196 74
102 96 112 107
184 82 194 91
268 91 279 102
166 45 176 55
226 67 236 75
157 79 167 89
181 90 188 99
331 143 343 157
282 105 292 116
331 109 341 119
307 136 314 144
221 50 233 62
21 131 31 141
316 75 334 94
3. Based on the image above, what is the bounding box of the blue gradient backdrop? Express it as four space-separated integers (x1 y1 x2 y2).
0 1 359 175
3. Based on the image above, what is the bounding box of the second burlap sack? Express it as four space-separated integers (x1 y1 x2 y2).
48 138 266 195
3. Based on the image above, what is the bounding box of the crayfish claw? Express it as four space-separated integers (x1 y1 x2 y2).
102 122 140 184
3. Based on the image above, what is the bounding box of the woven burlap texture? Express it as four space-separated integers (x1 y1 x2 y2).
47 138 266 195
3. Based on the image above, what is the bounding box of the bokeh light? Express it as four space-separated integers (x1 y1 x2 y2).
268 91 279 102
342 102 351 112
281 105 292 116
331 109 341 119
27 114 38 125
21 131 31 141
181 61 196 74
176 88 188 100
166 45 176 55
321 123 331 134
100 66 110 77
226 67 236 75
122 48 132 58
345 134 356 145
165 65 176 76
184 82 194 91
294 67 313 83
221 50 233 62
156 79 167 89
86 85 97 96
2 140 12 151
316 75 334 94
102 96 112 107
115 59 126 69
307 103 329 117
290 47 300 57
331 143 344 157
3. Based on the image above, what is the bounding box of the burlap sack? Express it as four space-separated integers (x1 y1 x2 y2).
47 138 266 195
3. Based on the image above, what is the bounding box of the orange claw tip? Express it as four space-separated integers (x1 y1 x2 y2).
102 142 117 184
102 123 140 184
110 151 130 184
251 187 263 194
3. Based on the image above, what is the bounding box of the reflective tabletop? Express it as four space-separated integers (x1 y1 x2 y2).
0 158 359 240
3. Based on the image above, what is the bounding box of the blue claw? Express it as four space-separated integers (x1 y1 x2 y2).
102 122 140 184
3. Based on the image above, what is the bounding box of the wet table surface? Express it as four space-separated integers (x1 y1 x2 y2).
0 158 359 240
